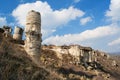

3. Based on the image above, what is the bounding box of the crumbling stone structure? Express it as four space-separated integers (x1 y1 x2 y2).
25 10 42 57
13 26 23 40
3 26 12 37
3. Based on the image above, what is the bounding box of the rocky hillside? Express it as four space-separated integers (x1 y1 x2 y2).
0 32 120 80
0 32 63 80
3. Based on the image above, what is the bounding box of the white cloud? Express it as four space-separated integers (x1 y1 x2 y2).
108 38 120 46
12 1 85 37
80 17 92 25
74 0 80 3
43 24 120 45
0 17 7 27
106 0 120 22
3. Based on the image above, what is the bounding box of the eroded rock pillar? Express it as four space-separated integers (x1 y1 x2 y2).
13 26 23 40
25 10 41 57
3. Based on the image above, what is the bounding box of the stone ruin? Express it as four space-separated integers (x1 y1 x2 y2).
13 26 23 40
3 26 12 37
24 10 42 57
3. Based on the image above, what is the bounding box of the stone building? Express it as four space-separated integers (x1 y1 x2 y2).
13 26 23 40
24 10 42 57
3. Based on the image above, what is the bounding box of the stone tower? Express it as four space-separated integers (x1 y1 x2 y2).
13 26 23 40
25 10 41 57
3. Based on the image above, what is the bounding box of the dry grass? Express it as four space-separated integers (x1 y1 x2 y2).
0 33 62 80
0 32 120 80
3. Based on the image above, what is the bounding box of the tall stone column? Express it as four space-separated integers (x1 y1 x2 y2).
25 10 41 57
13 26 23 40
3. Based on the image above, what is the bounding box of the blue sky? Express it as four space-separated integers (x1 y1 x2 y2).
0 0 120 53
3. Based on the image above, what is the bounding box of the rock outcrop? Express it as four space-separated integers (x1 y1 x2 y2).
43 45 97 65
13 26 23 40
24 10 42 57
3 26 12 37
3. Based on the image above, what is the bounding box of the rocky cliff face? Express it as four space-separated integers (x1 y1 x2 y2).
42 45 109 65
41 45 120 80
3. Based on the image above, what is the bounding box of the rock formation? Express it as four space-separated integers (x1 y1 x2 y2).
3 26 12 37
13 26 23 40
24 10 42 57
48 45 97 64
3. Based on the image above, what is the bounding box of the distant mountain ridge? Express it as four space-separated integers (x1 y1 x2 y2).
109 52 120 55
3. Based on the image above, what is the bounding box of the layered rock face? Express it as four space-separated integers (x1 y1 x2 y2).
45 45 97 64
13 26 23 40
25 10 41 56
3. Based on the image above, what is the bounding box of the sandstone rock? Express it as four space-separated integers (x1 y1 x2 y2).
24 10 42 57
13 26 23 40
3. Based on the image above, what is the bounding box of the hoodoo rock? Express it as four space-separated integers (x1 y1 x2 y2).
13 26 23 40
24 10 42 58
